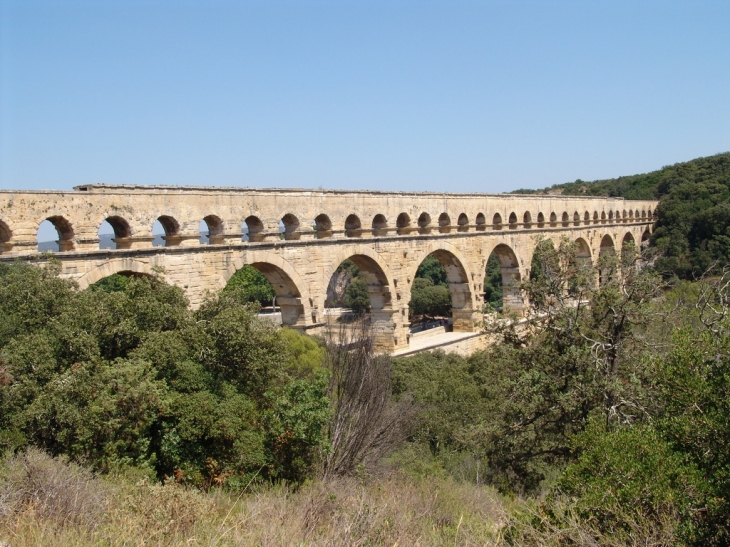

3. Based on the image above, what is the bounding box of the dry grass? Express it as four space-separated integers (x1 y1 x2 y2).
0 449 507 547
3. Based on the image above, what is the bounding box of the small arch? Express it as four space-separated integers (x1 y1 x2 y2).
372 214 388 237
438 213 451 234
537 212 545 228
549 212 558 227
280 213 300 240
600 211 607 224
417 212 432 234
243 215 264 242
492 213 503 231
635 209 640 220
629 210 634 220
508 212 518 230
99 216 131 250
345 214 362 238
200 214 224 245
152 215 180 247
649 208 655 219
475 212 487 231
0 220 11 253
396 212 412 235
573 212 580 226
457 213 469 232
38 216 74 252
314 214 333 239
641 210 647 220
593 211 600 224
561 212 570 227
523 211 532 228
622 210 628 223
608 211 614 222
583 211 591 225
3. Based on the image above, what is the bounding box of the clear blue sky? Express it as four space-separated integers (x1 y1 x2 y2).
1 0 728 193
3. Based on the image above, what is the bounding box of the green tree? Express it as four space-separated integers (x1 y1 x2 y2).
409 278 452 318
344 276 371 315
223 265 276 307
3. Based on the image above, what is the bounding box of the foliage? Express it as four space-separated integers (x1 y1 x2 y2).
483 252 502 310
343 276 371 314
0 263 329 487
408 278 452 318
90 272 132 293
415 254 448 286
222 265 276 307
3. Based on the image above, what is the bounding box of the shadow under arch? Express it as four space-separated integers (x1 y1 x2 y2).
0 218 12 253
488 243 525 314
598 234 616 286
574 237 592 268
408 244 475 332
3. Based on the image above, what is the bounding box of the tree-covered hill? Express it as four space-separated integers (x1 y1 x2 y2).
515 153 730 278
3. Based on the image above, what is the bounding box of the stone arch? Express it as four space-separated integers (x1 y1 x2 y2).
508 212 518 230
561 212 570 227
396 212 411 235
629 210 634 220
280 213 300 240
600 211 607 224
438 213 451 234
583 211 590 225
77 257 156 290
641 209 647 220
575 237 592 268
635 209 640 219
622 210 628 223
345 214 362 238
489 243 524 314
0 218 11 253
372 214 388 236
200 214 224 245
641 229 651 246
417 212 432 234
523 211 532 228
408 243 476 332
243 215 264 242
38 215 75 252
475 212 487 231
622 232 636 259
608 210 614 222
550 212 558 227
98 215 132 250
457 213 469 232
152 215 180 247
593 211 599 224
573 212 580 226
223 252 310 328
598 234 616 286
314 214 333 239
492 213 503 230
537 212 545 228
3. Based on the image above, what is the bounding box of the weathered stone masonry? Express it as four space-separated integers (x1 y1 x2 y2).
0 184 658 352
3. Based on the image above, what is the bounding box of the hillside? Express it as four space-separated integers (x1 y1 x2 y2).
516 153 730 278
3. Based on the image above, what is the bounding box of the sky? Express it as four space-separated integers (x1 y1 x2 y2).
1 0 729 194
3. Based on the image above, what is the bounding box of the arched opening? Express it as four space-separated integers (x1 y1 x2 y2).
537 212 545 228
314 214 332 239
396 213 411 235
648 208 654 219
622 232 636 261
152 216 179 247
417 212 432 234
622 210 628 223
629 210 634 220
641 210 647 220
635 210 640 220
457 213 469 232
575 237 592 269
492 213 503 231
411 250 473 333
523 211 532 228
372 214 388 237
598 235 616 286
89 270 155 293
508 212 518 230
199 215 223 245
549 212 558 227
37 216 74 252
0 220 11 253
484 244 523 314
280 214 300 240
573 212 580 226
600 211 607 224
641 229 651 247
325 255 395 350
608 211 614 223
438 213 451 234
242 215 264 242
226 262 304 326
593 211 599 224
583 211 591 225
561 212 570 227
475 212 487 231
99 216 131 250
345 214 362 238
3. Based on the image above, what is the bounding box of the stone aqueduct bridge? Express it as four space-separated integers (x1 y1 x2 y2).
0 184 657 352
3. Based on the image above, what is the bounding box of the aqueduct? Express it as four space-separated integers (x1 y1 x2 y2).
0 184 657 352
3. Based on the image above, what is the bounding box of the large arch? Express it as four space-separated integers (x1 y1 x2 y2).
488 243 525 314
223 252 311 328
598 234 616 286
76 257 157 290
574 237 592 268
407 242 476 332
